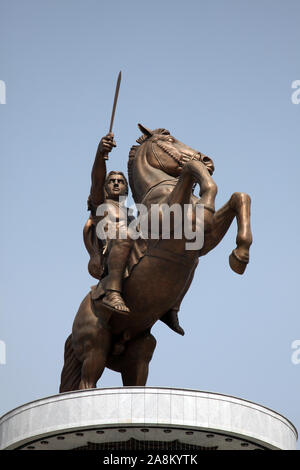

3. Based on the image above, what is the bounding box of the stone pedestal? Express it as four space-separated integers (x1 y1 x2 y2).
0 387 297 450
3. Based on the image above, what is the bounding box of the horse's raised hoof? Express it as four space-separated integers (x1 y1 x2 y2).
229 250 248 275
160 309 185 336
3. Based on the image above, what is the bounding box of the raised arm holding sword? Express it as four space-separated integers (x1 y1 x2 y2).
83 72 184 333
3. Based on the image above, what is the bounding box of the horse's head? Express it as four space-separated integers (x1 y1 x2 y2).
128 124 215 203
135 123 215 177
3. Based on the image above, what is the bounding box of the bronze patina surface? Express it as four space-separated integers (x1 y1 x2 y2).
59 124 252 392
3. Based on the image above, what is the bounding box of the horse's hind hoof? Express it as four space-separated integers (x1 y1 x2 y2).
229 250 248 275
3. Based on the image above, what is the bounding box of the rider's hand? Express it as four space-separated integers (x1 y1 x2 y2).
99 133 117 154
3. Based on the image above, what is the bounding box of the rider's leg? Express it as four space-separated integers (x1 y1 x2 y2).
102 238 132 312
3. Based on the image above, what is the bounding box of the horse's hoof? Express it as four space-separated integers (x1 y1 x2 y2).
229 250 248 275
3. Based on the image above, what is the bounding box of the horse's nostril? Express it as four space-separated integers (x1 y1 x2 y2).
202 156 211 163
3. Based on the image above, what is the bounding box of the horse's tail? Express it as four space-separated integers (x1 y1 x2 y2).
59 334 82 393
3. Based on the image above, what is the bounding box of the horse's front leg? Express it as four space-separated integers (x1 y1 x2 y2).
167 160 218 231
200 192 252 274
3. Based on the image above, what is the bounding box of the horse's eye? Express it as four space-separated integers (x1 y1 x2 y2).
167 138 174 143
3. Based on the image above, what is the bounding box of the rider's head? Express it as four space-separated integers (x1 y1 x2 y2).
105 171 129 200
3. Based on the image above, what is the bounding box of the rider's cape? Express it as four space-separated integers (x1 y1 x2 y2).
83 216 104 281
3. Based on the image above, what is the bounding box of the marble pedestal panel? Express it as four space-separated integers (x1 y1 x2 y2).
0 387 297 450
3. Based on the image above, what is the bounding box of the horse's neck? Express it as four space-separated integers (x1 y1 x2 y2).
129 143 176 204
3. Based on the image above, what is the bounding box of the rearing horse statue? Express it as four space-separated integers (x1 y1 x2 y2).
59 124 252 392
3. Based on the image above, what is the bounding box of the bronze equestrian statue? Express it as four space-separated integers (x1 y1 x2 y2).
59 124 252 392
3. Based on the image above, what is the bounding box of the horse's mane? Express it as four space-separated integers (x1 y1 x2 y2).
128 128 170 201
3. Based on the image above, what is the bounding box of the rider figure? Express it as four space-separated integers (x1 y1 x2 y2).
86 133 132 312
86 133 185 333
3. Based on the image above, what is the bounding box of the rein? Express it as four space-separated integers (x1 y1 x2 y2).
154 141 183 167
153 140 202 170
140 179 178 205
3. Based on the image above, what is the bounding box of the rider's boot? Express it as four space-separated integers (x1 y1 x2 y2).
160 308 185 336
102 239 132 313
103 289 130 314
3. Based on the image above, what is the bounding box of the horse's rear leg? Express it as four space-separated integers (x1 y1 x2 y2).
78 328 112 390
121 332 157 386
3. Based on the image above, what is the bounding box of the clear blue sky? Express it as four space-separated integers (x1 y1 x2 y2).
1 0 299 446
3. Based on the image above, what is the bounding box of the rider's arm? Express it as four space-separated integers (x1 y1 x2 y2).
88 133 116 214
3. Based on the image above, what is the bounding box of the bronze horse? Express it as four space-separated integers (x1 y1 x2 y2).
59 124 252 392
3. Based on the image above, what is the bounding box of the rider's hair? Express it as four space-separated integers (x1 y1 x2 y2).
105 171 129 196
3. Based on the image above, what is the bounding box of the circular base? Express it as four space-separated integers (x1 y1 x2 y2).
0 387 297 450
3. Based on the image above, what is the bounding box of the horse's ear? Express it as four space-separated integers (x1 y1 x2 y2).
138 123 153 137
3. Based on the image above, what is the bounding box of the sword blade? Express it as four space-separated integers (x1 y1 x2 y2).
109 71 122 133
